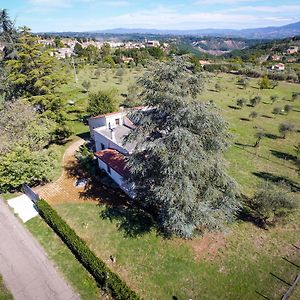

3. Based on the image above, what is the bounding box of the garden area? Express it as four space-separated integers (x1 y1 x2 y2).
25 67 300 299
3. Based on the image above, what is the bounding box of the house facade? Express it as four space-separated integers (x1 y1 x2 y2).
88 110 138 198
271 63 285 71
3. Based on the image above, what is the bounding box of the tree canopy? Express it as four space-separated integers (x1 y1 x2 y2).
87 90 119 117
4 27 66 120
125 57 239 238
0 100 58 192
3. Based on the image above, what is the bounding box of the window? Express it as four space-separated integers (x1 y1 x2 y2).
107 165 111 174
101 143 105 150
115 118 120 125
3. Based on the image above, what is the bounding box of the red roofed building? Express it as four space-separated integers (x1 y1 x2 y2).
88 107 151 198
95 149 129 177
95 149 135 197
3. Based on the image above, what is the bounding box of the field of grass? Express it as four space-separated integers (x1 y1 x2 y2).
33 67 300 299
25 217 103 300
0 276 12 300
199 73 300 195
53 202 300 300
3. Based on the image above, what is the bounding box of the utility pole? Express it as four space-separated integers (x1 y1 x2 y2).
71 56 78 83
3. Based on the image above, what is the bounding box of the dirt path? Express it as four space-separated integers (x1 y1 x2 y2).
35 139 88 204
0 199 80 300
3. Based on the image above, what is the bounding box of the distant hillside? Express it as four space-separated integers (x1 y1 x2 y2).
96 21 300 39
226 36 300 61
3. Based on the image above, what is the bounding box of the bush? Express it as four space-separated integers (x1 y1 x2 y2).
36 199 140 300
75 143 97 175
249 96 261 107
278 122 294 138
249 111 258 119
270 95 278 104
284 104 293 114
272 107 281 115
251 181 297 225
87 90 119 117
236 98 246 108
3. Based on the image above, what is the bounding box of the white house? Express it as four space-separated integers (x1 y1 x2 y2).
271 63 285 71
287 46 299 54
88 110 141 197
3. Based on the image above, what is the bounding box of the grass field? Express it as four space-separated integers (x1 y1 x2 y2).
32 66 300 299
0 276 12 300
200 73 300 195
53 202 300 300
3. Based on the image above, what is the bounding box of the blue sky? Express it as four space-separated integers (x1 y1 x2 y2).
3 0 300 32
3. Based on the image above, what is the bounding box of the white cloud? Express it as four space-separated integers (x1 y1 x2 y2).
58 9 288 30
231 4 300 13
22 1 299 31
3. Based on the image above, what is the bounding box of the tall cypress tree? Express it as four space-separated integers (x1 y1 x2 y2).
125 57 239 238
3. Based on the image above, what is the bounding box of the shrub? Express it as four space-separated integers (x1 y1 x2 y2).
292 92 300 101
284 104 293 114
82 80 91 92
87 90 119 117
259 76 270 89
272 107 281 115
215 83 221 92
236 98 246 108
75 143 97 176
36 199 140 300
270 95 278 104
249 96 261 107
278 122 294 138
251 181 297 225
249 111 258 119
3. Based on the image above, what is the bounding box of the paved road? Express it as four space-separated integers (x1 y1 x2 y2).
0 198 80 300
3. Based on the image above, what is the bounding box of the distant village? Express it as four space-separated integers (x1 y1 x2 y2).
35 37 169 60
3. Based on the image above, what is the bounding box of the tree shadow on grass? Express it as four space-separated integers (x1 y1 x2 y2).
100 204 155 238
270 150 297 162
264 133 280 140
237 194 268 229
240 117 251 121
261 114 273 119
252 172 300 192
228 105 240 110
235 142 254 147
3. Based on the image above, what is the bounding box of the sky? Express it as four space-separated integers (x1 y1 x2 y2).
2 0 300 32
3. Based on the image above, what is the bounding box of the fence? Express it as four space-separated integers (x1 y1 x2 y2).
22 184 40 204
282 273 300 300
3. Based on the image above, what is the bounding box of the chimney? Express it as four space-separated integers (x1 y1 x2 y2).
110 129 116 142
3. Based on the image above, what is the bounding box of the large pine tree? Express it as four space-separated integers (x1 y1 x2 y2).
125 57 240 238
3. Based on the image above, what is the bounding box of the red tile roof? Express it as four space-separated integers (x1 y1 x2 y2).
95 149 130 177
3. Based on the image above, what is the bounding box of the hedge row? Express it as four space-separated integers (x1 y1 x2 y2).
36 199 140 300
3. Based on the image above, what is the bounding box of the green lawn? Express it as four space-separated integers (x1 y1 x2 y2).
200 73 300 195
25 217 104 300
53 202 300 300
0 276 12 300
